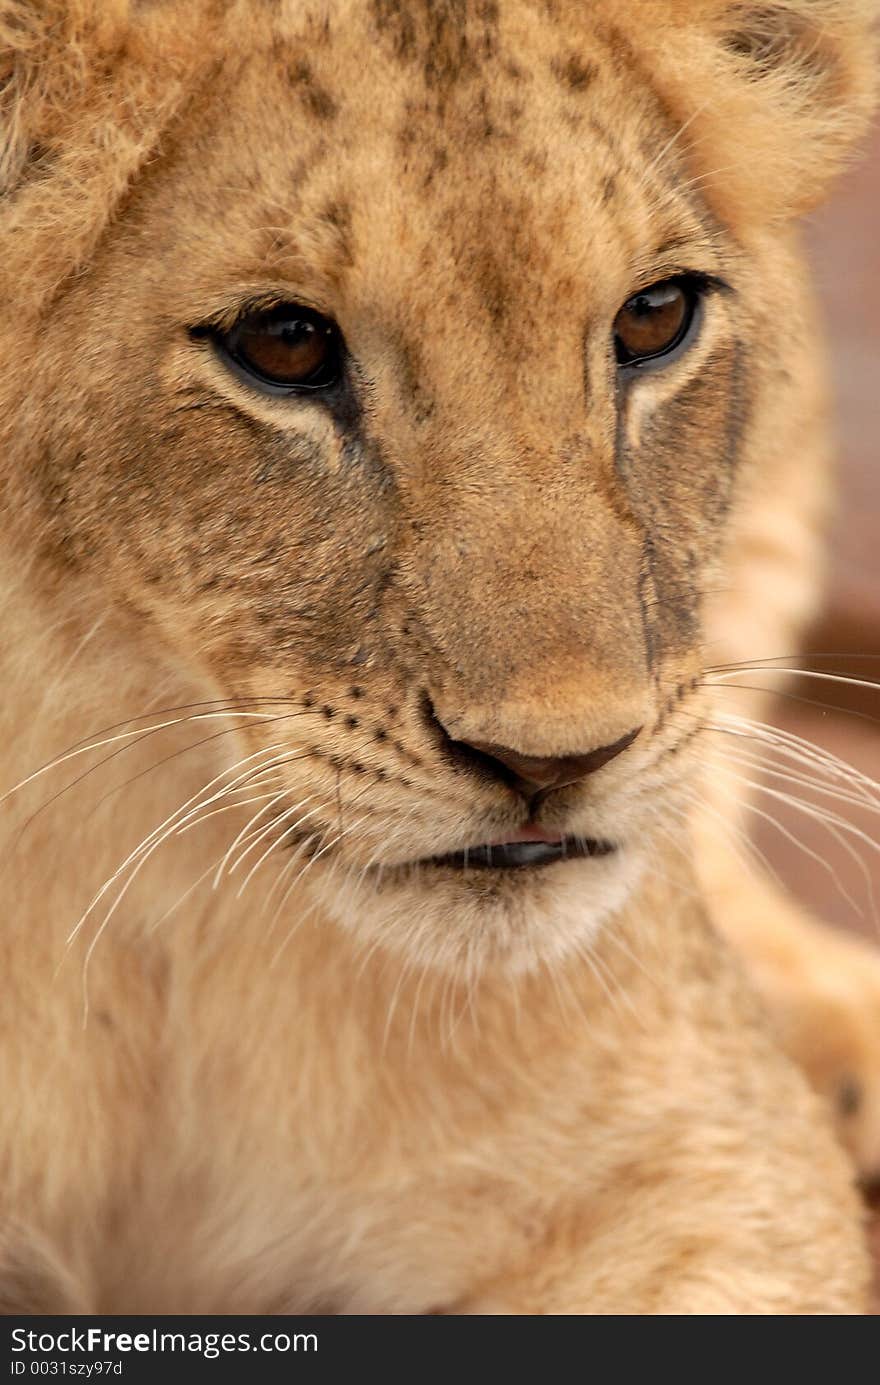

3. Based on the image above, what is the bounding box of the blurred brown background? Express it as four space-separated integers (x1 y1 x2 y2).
753 126 880 943
752 125 880 1295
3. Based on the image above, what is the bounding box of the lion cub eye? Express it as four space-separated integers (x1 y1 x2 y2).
217 304 342 393
613 278 699 369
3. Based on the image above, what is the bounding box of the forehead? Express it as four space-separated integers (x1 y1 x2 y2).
139 1 722 325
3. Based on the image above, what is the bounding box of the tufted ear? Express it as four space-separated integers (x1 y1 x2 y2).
0 1 132 194
640 0 879 223
0 1 200 312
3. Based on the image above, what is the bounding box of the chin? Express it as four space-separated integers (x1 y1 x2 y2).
302 842 647 977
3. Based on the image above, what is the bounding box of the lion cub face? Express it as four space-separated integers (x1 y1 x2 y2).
11 1 875 970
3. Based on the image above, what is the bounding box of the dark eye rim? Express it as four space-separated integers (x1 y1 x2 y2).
614 273 722 373
191 303 345 397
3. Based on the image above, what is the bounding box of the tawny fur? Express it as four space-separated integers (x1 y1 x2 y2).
0 0 878 1314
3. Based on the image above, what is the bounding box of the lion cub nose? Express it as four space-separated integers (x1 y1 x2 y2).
458 729 641 796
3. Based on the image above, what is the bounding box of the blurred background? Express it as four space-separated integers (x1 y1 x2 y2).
752 125 880 945
754 123 879 1298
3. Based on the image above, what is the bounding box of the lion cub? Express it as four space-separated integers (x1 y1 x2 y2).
0 0 876 1313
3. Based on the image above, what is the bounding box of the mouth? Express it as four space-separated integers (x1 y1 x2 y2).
422 826 617 872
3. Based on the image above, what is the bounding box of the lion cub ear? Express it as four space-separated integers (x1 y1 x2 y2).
0 0 132 194
0 2 196 310
653 0 878 222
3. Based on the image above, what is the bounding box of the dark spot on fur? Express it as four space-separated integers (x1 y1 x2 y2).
370 0 499 90
472 246 509 325
345 715 359 729
838 1078 862 1118
288 59 338 121
523 147 549 176
350 686 365 699
467 86 500 140
601 174 617 205
371 0 418 59
322 705 335 719
397 122 417 155
421 143 450 188
552 54 597 92
591 19 642 80
424 5 474 89
320 199 352 234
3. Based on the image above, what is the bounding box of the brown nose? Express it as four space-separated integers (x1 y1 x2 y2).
460 728 641 796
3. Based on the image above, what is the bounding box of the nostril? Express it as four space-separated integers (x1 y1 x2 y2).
565 727 642 778
419 694 642 794
463 728 641 794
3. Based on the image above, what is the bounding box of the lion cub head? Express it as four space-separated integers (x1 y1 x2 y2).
0 0 876 970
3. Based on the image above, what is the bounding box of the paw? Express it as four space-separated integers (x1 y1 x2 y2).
757 931 880 1185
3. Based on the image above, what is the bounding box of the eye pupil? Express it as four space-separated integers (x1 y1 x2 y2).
614 279 697 368
219 304 341 392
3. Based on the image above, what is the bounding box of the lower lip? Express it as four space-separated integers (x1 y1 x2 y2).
425 837 617 871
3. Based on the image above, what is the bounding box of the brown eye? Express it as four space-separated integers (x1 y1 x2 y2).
613 279 697 368
219 304 341 392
